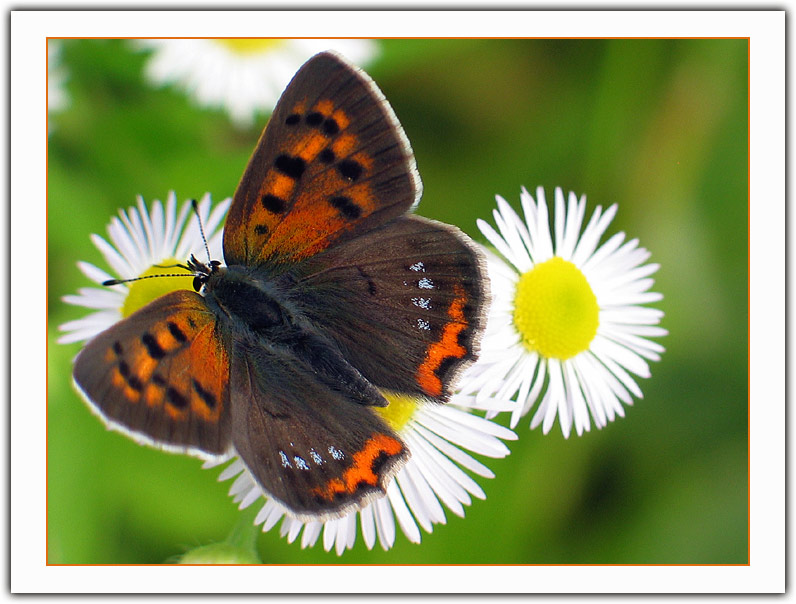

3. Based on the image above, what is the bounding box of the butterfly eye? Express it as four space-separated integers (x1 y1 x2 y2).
192 276 203 292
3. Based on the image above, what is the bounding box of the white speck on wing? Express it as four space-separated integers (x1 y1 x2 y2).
412 296 432 309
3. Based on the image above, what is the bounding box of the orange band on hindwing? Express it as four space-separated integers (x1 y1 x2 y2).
310 433 404 502
415 284 470 398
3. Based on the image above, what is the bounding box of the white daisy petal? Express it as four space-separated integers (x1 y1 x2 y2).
413 423 495 482
90 233 134 279
374 494 396 550
301 521 322 549
395 466 435 532
495 195 533 271
406 433 469 514
359 504 377 550
477 218 519 269
387 481 422 544
76 261 116 286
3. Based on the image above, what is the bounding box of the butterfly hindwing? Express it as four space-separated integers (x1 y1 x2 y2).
291 215 488 402
72 290 232 457
229 341 408 519
223 51 421 269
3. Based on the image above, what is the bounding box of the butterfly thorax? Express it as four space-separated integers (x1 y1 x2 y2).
201 263 388 408
201 264 294 334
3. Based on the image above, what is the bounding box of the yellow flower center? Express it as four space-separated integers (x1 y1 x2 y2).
214 39 283 55
513 257 599 360
121 258 193 317
374 391 418 432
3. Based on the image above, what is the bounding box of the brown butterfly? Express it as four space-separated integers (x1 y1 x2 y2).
73 51 488 520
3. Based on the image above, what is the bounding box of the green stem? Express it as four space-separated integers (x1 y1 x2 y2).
224 504 261 557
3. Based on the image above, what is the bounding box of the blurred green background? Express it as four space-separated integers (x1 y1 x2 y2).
47 39 748 564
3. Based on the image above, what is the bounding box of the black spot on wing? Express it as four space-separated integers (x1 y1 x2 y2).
328 196 361 220
338 159 362 182
166 386 188 409
274 155 306 180
319 149 335 164
323 118 339 135
306 112 323 126
261 194 287 214
192 378 217 410
141 332 166 360
167 321 187 344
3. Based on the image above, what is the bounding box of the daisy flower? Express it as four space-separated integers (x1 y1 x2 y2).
212 390 514 555
61 194 516 554
58 192 230 344
48 40 68 132
461 186 667 438
136 39 379 128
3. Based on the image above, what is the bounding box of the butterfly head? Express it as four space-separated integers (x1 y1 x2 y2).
187 254 222 293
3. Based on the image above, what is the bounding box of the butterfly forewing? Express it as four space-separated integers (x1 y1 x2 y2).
224 51 421 269
73 290 232 457
293 215 488 402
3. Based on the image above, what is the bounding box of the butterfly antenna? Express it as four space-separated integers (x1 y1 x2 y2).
102 272 193 286
191 199 213 264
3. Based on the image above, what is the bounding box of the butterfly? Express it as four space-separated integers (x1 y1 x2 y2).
73 51 488 521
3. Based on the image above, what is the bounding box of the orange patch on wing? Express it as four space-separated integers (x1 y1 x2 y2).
293 131 327 162
266 173 296 202
130 350 157 382
416 285 469 397
332 133 357 157
311 433 404 502
262 182 377 261
111 367 126 390
313 99 334 115
186 324 228 421
351 151 373 172
164 401 188 420
123 386 140 402
144 382 163 407
331 108 350 130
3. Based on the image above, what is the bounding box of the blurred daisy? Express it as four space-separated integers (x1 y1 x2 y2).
58 192 230 344
136 39 379 128
61 193 516 554
211 391 515 555
48 40 68 132
461 186 667 438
